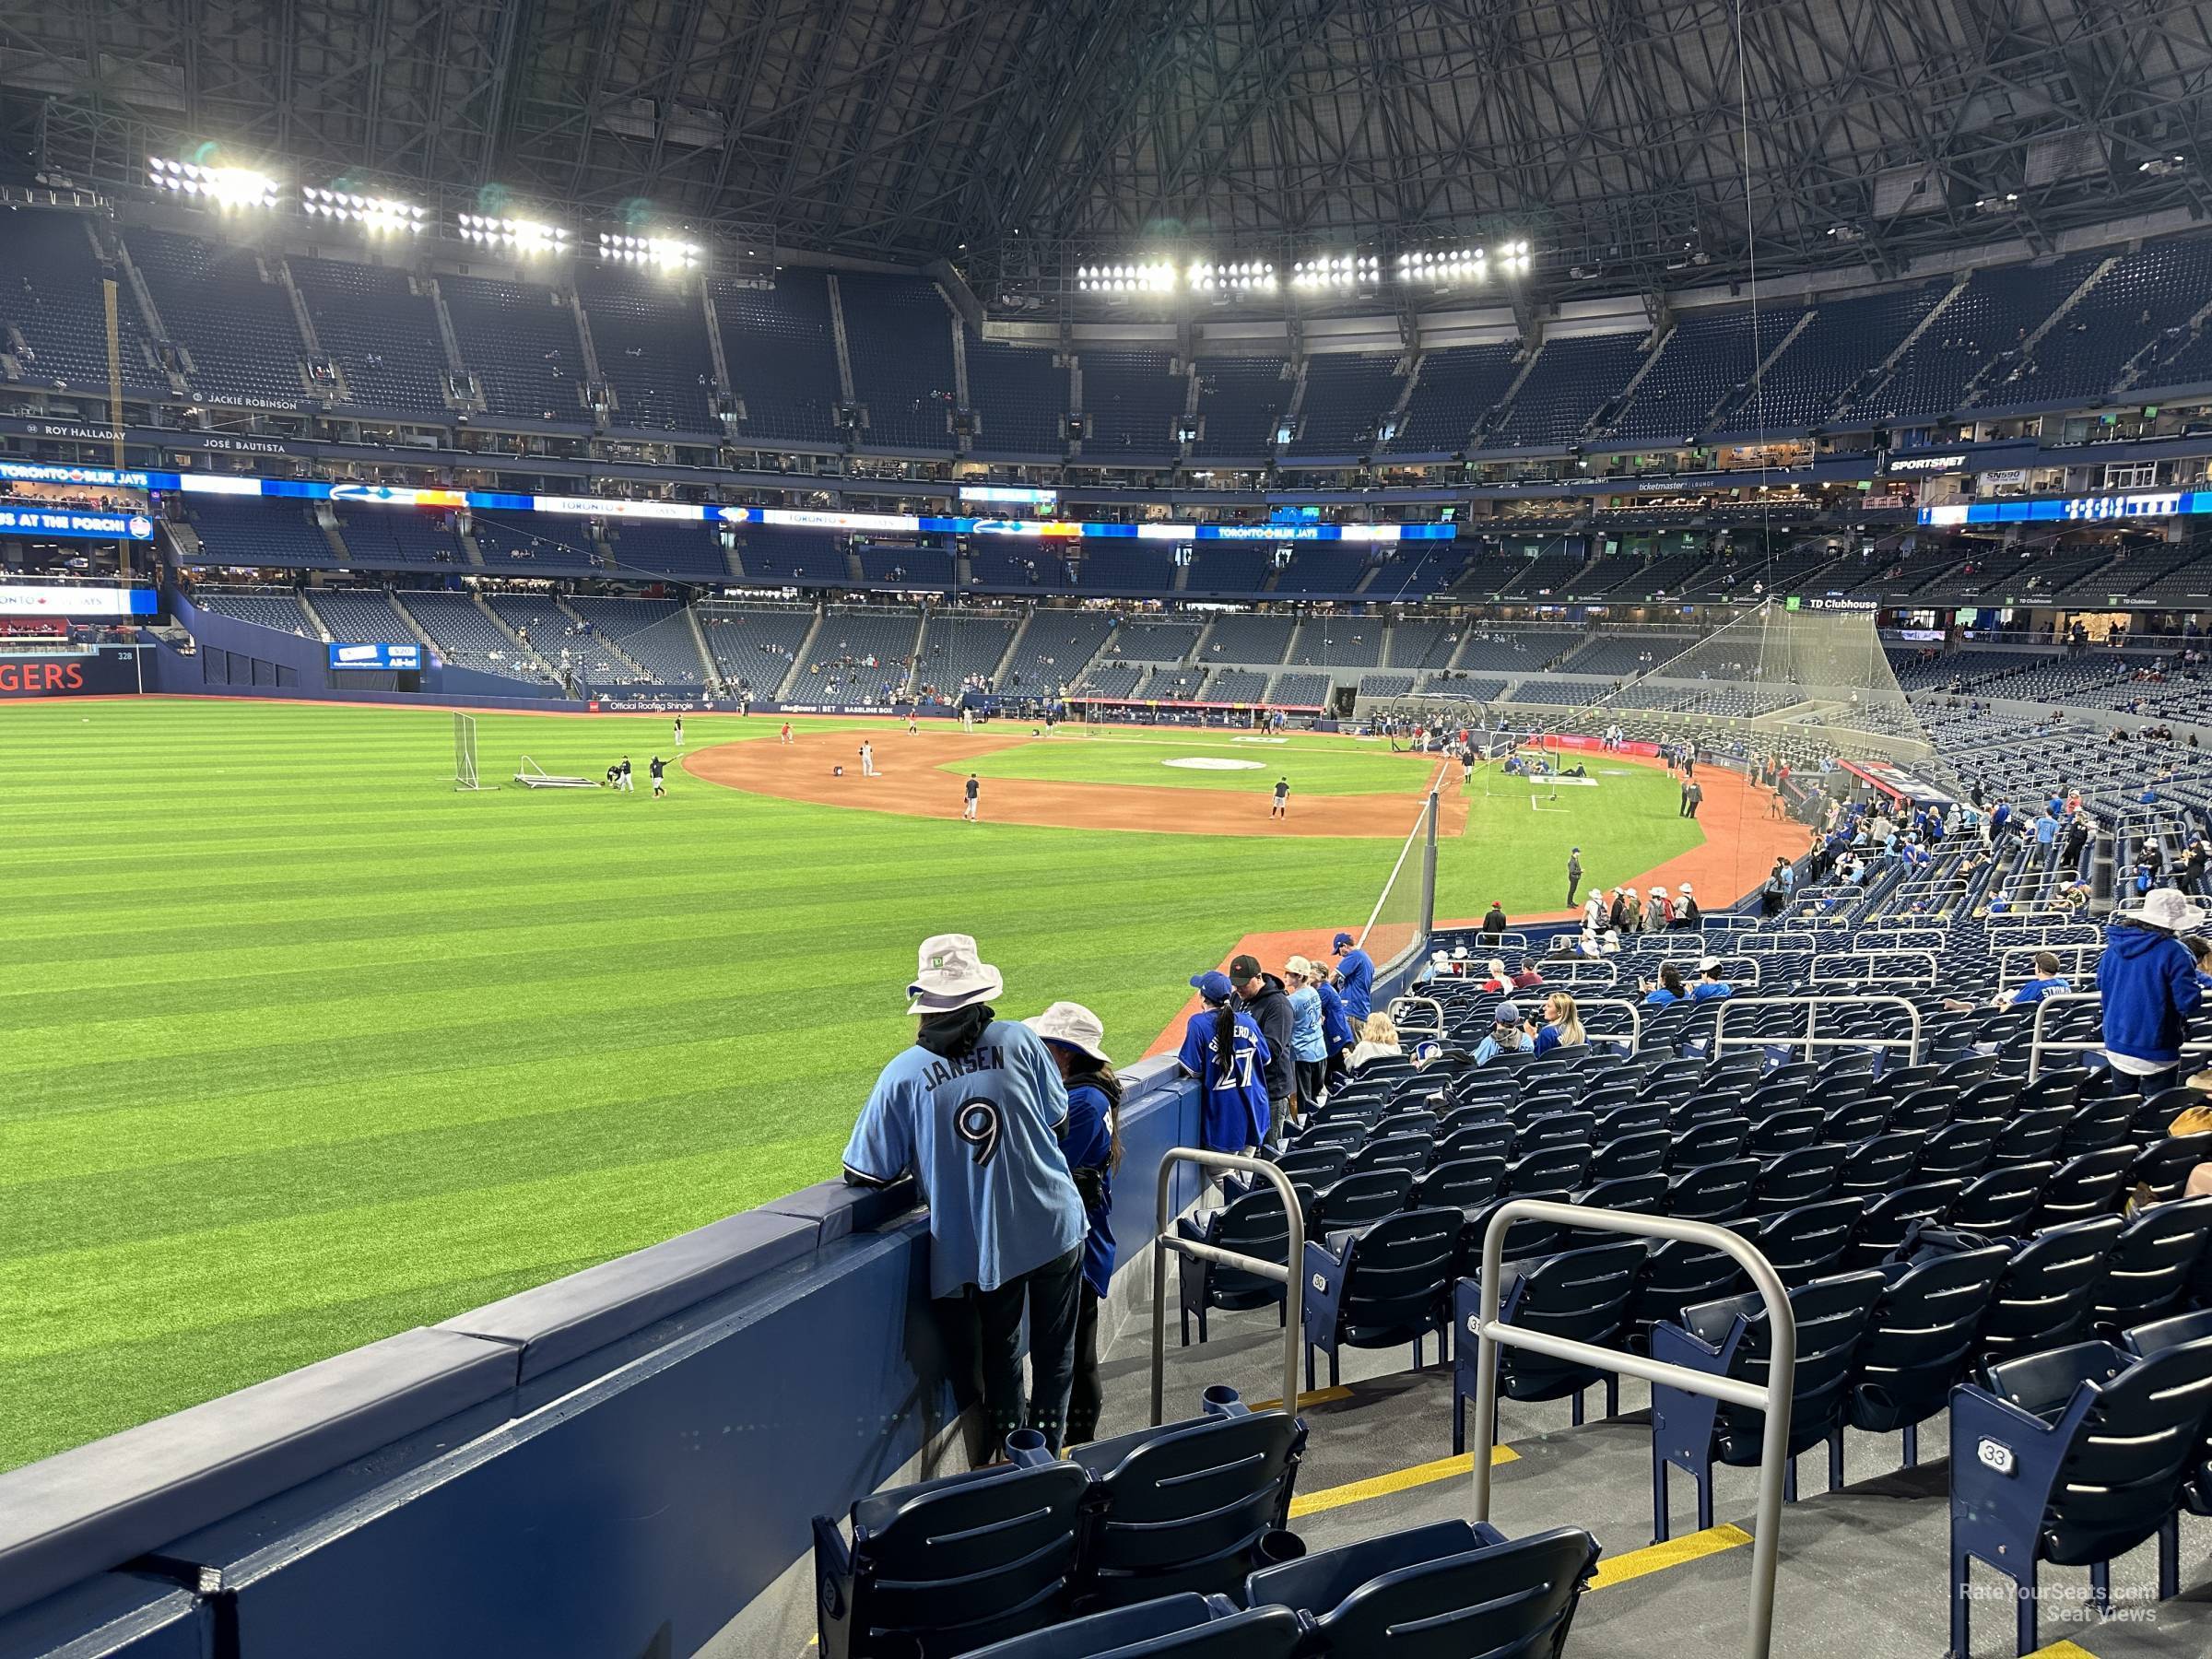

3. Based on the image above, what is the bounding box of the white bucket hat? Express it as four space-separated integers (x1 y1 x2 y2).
2124 888 2211 933
905 932 1004 1014
1026 1000 1111 1065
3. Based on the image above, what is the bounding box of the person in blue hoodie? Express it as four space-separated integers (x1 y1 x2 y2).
2100 886 2206 1095
1312 965 1357 1087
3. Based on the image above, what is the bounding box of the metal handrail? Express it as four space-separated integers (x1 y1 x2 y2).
1149 1149 1305 1423
1388 994 1445 1040
1568 994 1644 1053
1544 957 1621 987
1987 920 2099 948
2022 989 2212 1082
1806 948 1941 986
1466 1200 1797 1659
1851 927 1948 953
1712 994 1925 1066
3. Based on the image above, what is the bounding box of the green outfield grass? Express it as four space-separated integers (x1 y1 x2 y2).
951 730 1444 794
0 699 1707 1470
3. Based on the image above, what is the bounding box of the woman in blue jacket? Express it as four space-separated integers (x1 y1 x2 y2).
1027 1001 1122 1446
1284 956 1328 1112
2100 887 2207 1095
1312 969 1357 1087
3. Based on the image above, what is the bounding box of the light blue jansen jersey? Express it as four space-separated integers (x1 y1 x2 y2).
842 1020 1086 1299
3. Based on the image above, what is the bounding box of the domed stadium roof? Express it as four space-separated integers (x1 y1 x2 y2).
5 0 2206 292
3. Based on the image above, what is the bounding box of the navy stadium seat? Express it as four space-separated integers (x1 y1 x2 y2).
1948 1333 2212 1656
1301 1207 1460 1391
1054 1389 1307 1607
1976 1216 2124 1363
960 1594 1247 1659
2087 1195 2212 1335
1178 1188 1294 1347
1650 1271 1885 1538
1243 1521 1600 1659
1451 1241 1644 1450
814 1458 1088 1658
1841 1243 2010 1472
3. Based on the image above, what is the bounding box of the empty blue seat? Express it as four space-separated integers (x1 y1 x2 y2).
1741 1198 1856 1287
1242 1520 1600 1659
1650 1271 1886 1539
1666 1158 1758 1221
1302 1207 1461 1391
1178 1188 1294 1346
2031 1147 2136 1231
1845 1179 1964 1271
1977 1216 2124 1363
1948 1333 2212 1656
1945 1160 2048 1233
2088 1195 2212 1335
1307 1169 1413 1236
1451 1241 1644 1450
1411 1155 1507 1211
814 1458 1088 1658
1750 1145 1844 1211
1842 1243 2011 1471
1052 1388 1307 1607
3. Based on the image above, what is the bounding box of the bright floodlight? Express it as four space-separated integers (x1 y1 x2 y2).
302 185 426 232
598 232 701 270
148 157 277 209
457 212 571 254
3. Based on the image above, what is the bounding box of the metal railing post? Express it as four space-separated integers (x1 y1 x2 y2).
1466 1200 1796 1659
1712 994 1924 1066
1149 1148 1306 1425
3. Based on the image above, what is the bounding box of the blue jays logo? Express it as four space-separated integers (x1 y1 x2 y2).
954 1099 1002 1168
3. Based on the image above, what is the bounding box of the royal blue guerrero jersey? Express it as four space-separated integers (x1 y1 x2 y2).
1177 1008 1273 1153
843 1020 1085 1299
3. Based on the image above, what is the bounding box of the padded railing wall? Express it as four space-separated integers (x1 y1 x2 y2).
0 1056 1217 1659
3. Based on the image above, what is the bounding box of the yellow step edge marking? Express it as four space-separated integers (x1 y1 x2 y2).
1246 1385 1354 1412
2019 1644 2100 1659
1588 1523 1753 1590
1287 1446 1518 1518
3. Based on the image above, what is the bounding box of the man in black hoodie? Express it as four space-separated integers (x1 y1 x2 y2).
1230 952 1297 1143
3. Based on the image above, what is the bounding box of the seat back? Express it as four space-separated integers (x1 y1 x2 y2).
1669 1116 1753 1171
1590 1129 1671 1182
1847 1246 2011 1433
1435 1121 1514 1165
1274 1146 1349 1191
1512 1110 1596 1159
1990 1104 2071 1165
1595 1100 1668 1140
1348 1133 1435 1178
1070 1406 1307 1596
1848 1179 1966 1271
2063 1094 2137 1157
1486 1241 1647 1398
1413 1155 1508 1211
1304 1526 1602 1659
2031 1147 2136 1230
1979 1215 2125 1360
1200 1188 1295 1305
1747 1106 1825 1158
1985 1336 2212 1568
1506 1143 1593 1196
959 1595 1288 1659
1944 1160 2050 1235
1681 1271 1887 1456
1751 1145 1845 1212
1744 1198 1858 1288
833 1460 1090 1655
1917 1119 1997 1182
2132 1133 2212 1204
1820 1096 1890 1144
1887 1085 1959 1134
2017 1066 2091 1112
2091 1195 2212 1333
1336 1207 1463 1335
1309 1168 1414 1236
1373 1111 1442 1140
1839 1131 1922 1196
1667 1158 1759 1222
1634 1239 1742 1338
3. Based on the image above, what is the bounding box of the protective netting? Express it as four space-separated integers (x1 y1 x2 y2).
1522 599 1959 791
1357 781 1439 978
